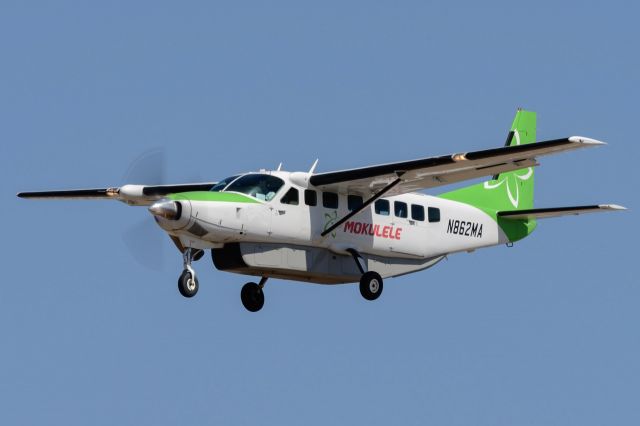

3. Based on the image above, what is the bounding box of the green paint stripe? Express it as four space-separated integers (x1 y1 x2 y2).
167 191 260 203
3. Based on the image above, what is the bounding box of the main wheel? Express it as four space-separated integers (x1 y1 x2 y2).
178 269 199 298
359 271 383 301
241 282 264 312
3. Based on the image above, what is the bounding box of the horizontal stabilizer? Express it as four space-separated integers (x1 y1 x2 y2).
498 204 627 220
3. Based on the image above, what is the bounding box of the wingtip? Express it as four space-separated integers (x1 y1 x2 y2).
569 136 607 145
599 204 627 211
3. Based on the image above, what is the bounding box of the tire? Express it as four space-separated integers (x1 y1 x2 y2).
241 282 264 312
359 271 383 301
178 270 199 298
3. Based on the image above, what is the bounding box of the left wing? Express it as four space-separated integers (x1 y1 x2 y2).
309 137 603 196
497 204 627 220
17 182 215 206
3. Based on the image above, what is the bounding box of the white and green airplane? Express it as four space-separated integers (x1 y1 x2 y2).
18 110 625 312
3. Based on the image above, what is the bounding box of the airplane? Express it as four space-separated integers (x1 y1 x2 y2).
17 109 626 312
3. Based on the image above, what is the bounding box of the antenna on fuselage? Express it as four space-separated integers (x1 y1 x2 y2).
276 162 283 171
308 159 319 174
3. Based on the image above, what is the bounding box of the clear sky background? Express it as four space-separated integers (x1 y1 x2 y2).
1 1 638 425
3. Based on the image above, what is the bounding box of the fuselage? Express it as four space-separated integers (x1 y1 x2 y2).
154 171 509 270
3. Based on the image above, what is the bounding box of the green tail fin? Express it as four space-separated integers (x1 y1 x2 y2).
439 109 537 241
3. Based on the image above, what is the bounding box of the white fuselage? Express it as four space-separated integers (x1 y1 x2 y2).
156 171 509 282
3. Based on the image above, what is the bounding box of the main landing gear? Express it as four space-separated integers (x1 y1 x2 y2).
177 247 383 309
359 271 383 301
241 277 268 312
348 249 383 301
178 248 204 298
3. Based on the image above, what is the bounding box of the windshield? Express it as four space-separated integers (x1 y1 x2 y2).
209 175 240 192
223 174 285 201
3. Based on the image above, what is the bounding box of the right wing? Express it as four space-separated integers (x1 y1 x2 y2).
309 137 604 196
17 182 215 206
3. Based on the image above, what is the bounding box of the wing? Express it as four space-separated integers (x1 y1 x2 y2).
309 137 603 196
497 204 627 220
17 182 215 206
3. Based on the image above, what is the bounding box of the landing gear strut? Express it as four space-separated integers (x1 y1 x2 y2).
347 248 383 301
178 248 200 298
241 276 267 312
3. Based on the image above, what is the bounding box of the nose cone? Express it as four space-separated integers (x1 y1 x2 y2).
148 200 181 220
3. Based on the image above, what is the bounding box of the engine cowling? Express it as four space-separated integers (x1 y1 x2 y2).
148 199 192 231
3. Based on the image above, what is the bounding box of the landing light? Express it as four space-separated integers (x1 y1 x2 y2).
452 153 467 161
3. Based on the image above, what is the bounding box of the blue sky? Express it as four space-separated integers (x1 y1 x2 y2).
1 2 638 425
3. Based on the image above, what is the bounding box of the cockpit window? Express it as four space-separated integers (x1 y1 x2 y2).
223 174 285 201
210 175 240 192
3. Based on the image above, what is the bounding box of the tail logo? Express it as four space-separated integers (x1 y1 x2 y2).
482 129 533 208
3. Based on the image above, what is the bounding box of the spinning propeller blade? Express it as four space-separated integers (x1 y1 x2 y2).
122 147 170 270
123 148 166 185
123 218 168 271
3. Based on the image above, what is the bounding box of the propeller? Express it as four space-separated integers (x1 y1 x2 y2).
120 147 209 270
121 148 170 271
123 217 168 271
123 148 166 185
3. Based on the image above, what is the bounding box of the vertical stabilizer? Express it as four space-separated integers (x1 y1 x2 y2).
439 109 537 241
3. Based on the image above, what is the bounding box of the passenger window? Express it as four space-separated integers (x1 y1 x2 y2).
323 192 339 209
394 201 408 218
375 199 390 216
428 207 441 223
348 195 363 211
280 187 299 205
304 189 317 206
411 204 425 221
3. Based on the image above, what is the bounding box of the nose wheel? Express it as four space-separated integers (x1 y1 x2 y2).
178 269 199 297
178 248 201 298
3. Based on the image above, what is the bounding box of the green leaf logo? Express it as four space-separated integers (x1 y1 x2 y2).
483 129 533 208
324 211 338 238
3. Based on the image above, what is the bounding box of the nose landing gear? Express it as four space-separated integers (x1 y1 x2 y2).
178 269 198 297
177 248 203 298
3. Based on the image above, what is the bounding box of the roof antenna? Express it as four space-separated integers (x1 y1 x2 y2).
308 159 319 174
276 162 282 171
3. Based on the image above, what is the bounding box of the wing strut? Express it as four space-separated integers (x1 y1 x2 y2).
321 173 405 237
